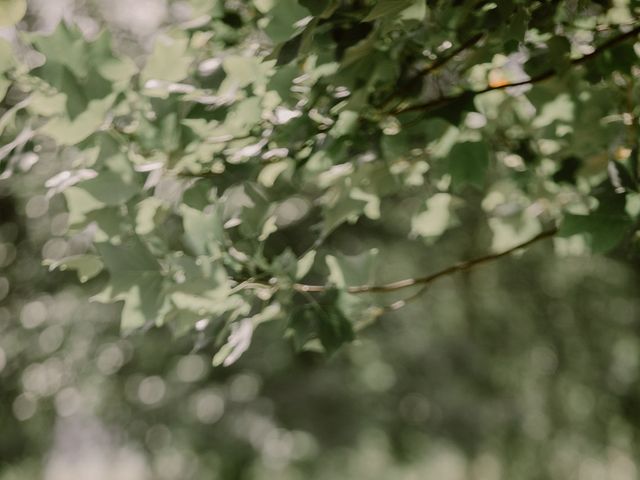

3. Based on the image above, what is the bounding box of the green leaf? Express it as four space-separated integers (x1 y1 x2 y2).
326 249 378 289
262 0 310 43
258 160 293 187
315 290 355 353
411 193 452 239
560 213 631 253
213 318 254 367
135 197 166 235
75 171 138 206
275 33 303 66
329 111 359 138
0 0 26 27
559 187 633 253
212 303 280 366
181 204 225 256
45 254 104 283
141 35 193 84
39 93 117 145
30 23 89 79
220 56 266 92
296 250 316 280
95 237 164 332
0 39 15 73
430 91 476 125
299 0 339 17
448 141 489 189
362 0 415 21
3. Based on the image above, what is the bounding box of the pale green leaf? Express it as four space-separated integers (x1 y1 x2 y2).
45 254 104 283
411 193 452 239
0 0 26 27
141 35 193 84
39 93 117 145
363 0 414 21
296 250 316 280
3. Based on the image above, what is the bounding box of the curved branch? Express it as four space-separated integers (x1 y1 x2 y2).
413 33 484 79
294 227 558 294
394 24 640 115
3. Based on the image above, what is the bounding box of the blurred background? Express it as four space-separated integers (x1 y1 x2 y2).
2 1 640 479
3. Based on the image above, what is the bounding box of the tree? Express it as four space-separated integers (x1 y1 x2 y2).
1 0 639 366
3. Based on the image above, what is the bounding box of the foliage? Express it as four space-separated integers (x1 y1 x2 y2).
2 0 640 365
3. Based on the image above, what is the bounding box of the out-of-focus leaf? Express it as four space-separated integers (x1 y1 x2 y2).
559 187 633 253
559 212 632 253
262 0 310 44
141 35 193 84
0 0 26 27
39 94 117 145
45 254 104 283
296 250 316 280
95 237 165 332
448 141 489 188
411 193 452 239
181 204 225 256
363 0 414 21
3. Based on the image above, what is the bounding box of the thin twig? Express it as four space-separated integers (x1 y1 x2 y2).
294 227 558 294
414 33 485 79
381 285 429 312
394 24 640 115
380 33 484 111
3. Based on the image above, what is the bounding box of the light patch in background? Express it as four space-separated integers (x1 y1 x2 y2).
45 417 151 480
25 0 73 32
97 0 168 37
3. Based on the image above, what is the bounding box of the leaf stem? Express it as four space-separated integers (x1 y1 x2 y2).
294 227 558 294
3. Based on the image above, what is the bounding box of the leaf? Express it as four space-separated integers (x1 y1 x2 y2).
257 160 292 187
134 197 165 235
75 170 138 206
94 237 164 332
213 304 281 367
141 35 193 84
219 56 266 92
45 255 104 283
430 91 476 125
213 318 254 367
560 213 631 253
448 141 490 189
0 0 26 27
559 187 633 253
181 204 225 256
329 111 359 138
0 39 14 73
315 290 355 353
363 0 415 21
298 0 338 17
296 250 316 280
39 93 117 145
262 0 310 44
276 33 303 66
411 193 452 239
30 23 88 79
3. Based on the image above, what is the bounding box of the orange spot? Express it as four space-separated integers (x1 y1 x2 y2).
488 69 509 88
615 146 632 160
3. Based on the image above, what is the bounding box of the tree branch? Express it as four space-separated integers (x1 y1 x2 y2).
394 24 640 115
413 33 484 79
294 227 558 294
380 33 484 111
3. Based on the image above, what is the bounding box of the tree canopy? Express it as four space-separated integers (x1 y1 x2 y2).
1 0 640 365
